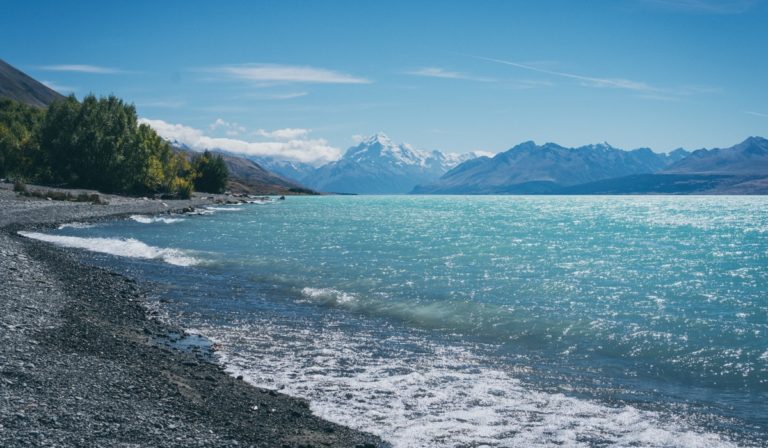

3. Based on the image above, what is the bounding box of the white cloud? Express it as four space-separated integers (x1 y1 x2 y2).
38 64 124 74
746 111 768 118
255 128 311 140
139 118 340 165
206 64 371 84
406 67 494 82
210 118 246 136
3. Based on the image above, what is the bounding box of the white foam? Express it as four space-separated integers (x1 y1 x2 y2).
18 231 200 266
57 222 97 229
129 215 185 224
197 319 741 448
205 206 243 212
301 287 357 304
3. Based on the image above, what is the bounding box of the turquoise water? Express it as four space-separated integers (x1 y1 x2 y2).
26 196 768 446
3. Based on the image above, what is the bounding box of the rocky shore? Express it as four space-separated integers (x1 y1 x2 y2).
0 184 383 447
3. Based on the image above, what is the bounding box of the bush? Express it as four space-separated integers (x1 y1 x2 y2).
170 177 193 199
13 179 26 193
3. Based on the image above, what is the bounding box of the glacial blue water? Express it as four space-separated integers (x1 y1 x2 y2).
27 196 768 447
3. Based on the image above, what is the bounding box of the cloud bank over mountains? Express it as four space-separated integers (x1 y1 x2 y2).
139 118 341 165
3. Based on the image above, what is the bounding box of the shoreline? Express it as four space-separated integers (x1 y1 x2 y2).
0 184 384 447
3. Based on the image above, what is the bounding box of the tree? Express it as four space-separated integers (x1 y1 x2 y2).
192 150 228 193
0 99 44 178
1 95 198 197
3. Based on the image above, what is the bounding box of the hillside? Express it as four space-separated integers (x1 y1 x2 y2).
174 147 317 195
0 59 63 108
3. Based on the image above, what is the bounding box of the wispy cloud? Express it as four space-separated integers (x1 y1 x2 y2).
204 64 371 84
140 118 340 165
41 80 76 94
641 0 757 14
472 55 717 99
746 111 768 118
38 64 125 74
255 128 310 140
473 55 662 93
406 67 494 82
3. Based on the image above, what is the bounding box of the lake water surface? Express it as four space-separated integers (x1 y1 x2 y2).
27 196 768 447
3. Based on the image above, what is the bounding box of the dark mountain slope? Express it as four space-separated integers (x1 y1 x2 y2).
0 59 64 108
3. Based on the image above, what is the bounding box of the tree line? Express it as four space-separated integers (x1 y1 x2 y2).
0 95 228 197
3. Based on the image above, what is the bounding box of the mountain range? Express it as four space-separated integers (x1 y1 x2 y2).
3 59 764 195
297 133 480 194
414 137 768 195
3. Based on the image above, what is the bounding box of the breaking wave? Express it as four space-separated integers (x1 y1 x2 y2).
18 231 200 266
129 214 185 224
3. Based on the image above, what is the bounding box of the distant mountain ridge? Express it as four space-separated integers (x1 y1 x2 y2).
249 156 317 183
413 141 688 194
301 133 481 194
415 137 768 195
0 59 63 108
664 136 768 175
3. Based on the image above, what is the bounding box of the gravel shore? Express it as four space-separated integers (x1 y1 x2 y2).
0 184 383 447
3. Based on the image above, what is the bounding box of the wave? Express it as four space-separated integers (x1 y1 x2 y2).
205 206 243 212
129 215 185 224
57 222 97 229
301 287 357 304
18 231 200 266
202 319 742 448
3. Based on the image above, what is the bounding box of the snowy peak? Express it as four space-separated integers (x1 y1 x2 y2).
359 132 394 147
345 133 431 167
302 133 482 194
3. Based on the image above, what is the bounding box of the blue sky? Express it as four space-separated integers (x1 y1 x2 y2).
3 0 767 163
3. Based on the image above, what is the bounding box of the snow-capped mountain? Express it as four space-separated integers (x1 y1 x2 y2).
248 156 317 183
301 133 481 194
